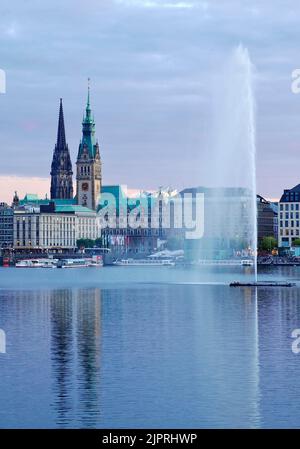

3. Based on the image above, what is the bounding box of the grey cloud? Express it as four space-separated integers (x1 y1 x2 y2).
1 0 300 199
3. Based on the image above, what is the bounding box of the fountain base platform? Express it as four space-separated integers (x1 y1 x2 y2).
230 281 296 287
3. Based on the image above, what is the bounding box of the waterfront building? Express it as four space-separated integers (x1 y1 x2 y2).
50 99 73 200
278 184 300 248
257 195 278 244
0 203 13 248
76 83 102 211
13 201 98 251
98 185 180 255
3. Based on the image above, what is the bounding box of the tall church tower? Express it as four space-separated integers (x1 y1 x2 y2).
50 99 73 200
76 82 102 210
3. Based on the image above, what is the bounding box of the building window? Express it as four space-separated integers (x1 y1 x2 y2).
285 221 288 227
285 204 289 210
280 204 283 211
280 221 283 227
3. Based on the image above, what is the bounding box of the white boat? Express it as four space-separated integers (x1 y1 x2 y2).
57 257 103 268
16 259 45 268
195 259 254 267
113 258 175 266
241 259 254 266
16 258 58 268
41 259 59 268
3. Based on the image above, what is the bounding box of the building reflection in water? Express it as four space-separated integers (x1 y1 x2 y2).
50 288 102 428
3 277 300 428
76 289 101 427
257 286 300 428
97 285 260 428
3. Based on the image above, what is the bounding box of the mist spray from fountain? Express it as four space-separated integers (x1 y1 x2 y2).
200 45 257 281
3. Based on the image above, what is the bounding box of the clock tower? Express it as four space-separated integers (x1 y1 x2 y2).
76 81 102 210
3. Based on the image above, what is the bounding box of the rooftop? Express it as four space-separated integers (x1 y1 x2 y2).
55 204 95 214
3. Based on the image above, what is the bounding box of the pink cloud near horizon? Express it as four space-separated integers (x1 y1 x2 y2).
0 176 50 204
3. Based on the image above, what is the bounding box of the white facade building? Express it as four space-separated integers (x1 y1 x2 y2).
13 204 98 250
278 185 300 248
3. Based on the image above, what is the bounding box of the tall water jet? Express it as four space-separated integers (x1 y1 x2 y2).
194 45 257 280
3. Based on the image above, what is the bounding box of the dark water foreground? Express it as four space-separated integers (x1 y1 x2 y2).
0 266 300 428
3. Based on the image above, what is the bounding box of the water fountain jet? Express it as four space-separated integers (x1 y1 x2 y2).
198 45 258 282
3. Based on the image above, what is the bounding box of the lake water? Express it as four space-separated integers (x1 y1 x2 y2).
1 265 300 428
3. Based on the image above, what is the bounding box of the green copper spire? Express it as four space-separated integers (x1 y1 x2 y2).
87 77 90 108
78 80 97 159
83 78 93 125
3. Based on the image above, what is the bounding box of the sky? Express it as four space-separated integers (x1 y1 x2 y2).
1 0 300 203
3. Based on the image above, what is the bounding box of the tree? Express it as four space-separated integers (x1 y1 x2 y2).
293 239 300 247
260 236 277 252
76 238 95 249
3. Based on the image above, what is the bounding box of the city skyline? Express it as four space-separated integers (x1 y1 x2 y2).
1 1 300 202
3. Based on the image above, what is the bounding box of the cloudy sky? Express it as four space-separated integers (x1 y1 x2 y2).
1 0 300 202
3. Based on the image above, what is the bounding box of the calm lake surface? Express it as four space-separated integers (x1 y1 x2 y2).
1 265 300 428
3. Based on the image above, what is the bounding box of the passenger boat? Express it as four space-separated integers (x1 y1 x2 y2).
15 258 58 268
113 258 175 266
41 259 59 268
194 259 254 267
241 259 254 266
15 259 45 268
57 257 103 268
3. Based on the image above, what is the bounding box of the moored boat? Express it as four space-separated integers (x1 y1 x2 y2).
113 258 175 266
15 259 45 268
15 258 59 268
57 257 103 268
241 259 254 266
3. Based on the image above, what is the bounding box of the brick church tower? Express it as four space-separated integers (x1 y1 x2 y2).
50 99 73 200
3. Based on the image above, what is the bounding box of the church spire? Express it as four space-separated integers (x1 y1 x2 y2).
84 78 93 124
50 99 73 200
87 78 90 108
56 98 66 148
